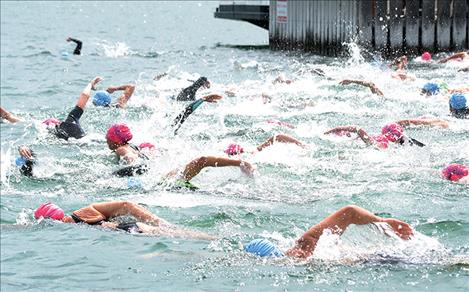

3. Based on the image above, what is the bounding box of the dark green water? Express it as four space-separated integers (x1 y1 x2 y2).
1 1 468 291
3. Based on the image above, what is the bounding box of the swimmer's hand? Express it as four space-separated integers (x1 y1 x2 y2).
370 85 384 97
106 86 117 94
382 218 413 240
90 76 103 90
240 161 255 177
66 37 72 42
202 94 223 103
18 145 34 160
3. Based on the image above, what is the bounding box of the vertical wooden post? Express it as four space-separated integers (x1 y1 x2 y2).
375 0 389 52
389 0 404 55
358 0 374 47
437 0 452 50
405 0 420 54
421 0 436 51
452 0 468 50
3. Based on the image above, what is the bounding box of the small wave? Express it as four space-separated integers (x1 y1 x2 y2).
23 50 54 58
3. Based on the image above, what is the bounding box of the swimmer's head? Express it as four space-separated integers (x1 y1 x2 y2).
421 83 440 95
441 163 468 182
244 238 283 257
421 52 432 61
93 91 112 107
381 123 404 143
194 77 210 89
42 118 61 127
224 143 244 156
34 202 64 221
449 93 467 110
106 124 133 149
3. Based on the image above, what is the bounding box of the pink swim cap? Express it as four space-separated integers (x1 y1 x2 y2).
34 202 65 220
372 134 389 149
421 52 432 61
42 118 61 127
441 163 468 182
224 143 244 156
381 123 404 142
139 142 155 150
106 124 133 145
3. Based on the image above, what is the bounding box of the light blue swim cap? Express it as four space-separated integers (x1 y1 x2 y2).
422 82 440 95
449 93 467 110
244 238 283 257
15 156 26 167
93 91 112 106
127 177 143 188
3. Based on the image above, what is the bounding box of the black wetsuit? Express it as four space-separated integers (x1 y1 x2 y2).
71 213 141 233
172 98 205 134
399 136 425 147
452 108 469 119
69 38 82 55
113 144 150 177
175 77 208 101
54 106 86 140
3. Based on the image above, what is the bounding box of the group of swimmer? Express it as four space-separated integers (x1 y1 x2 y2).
1 42 468 259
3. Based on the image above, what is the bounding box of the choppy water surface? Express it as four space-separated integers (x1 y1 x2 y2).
1 1 468 291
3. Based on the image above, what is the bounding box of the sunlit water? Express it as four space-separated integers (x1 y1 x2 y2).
1 2 468 291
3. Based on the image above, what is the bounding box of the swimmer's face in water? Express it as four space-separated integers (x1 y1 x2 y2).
107 139 121 150
203 80 211 89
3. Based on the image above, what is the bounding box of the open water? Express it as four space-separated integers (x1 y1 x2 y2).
1 1 468 291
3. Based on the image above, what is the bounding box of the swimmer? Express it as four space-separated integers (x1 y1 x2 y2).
438 51 469 63
324 117 449 149
441 163 469 184
92 84 135 108
458 66 469 72
44 76 103 140
176 77 211 101
449 93 469 119
389 55 415 81
34 201 214 240
339 79 384 97
224 134 307 156
0 106 21 123
66 37 82 55
172 93 223 134
245 205 413 258
16 145 35 176
273 74 294 85
105 124 255 187
421 82 469 97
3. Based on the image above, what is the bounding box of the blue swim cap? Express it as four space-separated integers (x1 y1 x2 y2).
15 156 26 167
422 83 440 95
93 91 112 106
244 238 283 257
449 93 467 110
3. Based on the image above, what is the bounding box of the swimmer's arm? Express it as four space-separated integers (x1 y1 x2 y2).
324 126 373 145
447 87 469 94
173 156 254 181
438 52 468 63
0 107 21 123
339 80 384 97
256 134 306 152
116 146 138 164
92 201 164 226
76 76 103 109
286 205 412 258
172 94 223 135
396 118 449 129
107 84 135 108
67 37 82 55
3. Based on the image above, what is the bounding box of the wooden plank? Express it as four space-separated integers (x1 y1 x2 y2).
452 0 468 50
358 0 374 46
330 0 337 52
436 0 451 50
389 0 404 53
421 0 436 51
405 0 420 52
375 0 389 51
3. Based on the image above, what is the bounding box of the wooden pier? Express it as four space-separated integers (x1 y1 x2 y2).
215 0 469 56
